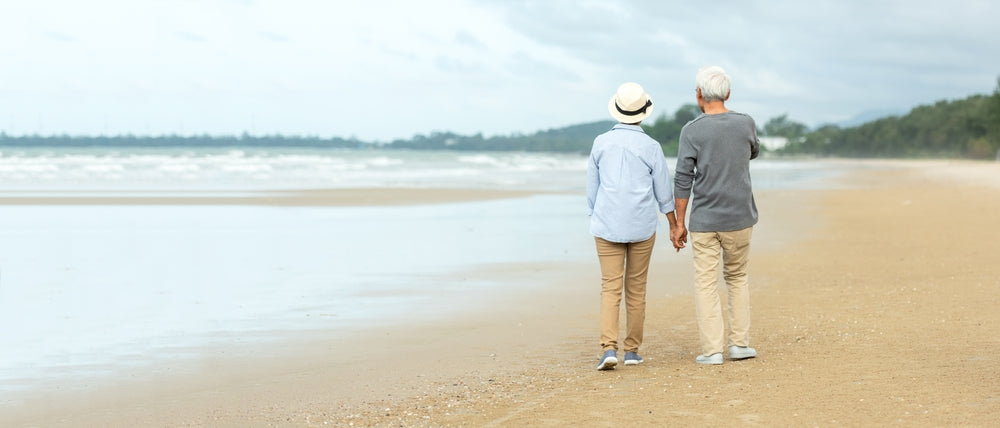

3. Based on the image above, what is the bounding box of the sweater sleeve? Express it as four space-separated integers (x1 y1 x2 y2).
674 130 696 199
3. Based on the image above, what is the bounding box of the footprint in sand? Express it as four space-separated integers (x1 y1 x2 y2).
739 413 761 425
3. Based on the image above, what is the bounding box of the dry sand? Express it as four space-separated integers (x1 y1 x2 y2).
3 160 999 427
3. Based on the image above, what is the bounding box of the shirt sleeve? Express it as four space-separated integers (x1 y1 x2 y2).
749 118 760 160
586 147 599 215
650 147 675 213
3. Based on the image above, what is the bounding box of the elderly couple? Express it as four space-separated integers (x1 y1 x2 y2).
587 66 760 370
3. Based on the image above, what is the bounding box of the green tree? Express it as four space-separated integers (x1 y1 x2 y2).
762 114 809 139
773 88 999 159
673 104 701 126
990 76 1000 157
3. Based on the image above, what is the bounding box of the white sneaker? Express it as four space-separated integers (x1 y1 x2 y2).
695 353 723 365
729 345 757 360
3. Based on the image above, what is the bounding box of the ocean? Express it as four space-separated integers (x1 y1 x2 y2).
0 148 858 402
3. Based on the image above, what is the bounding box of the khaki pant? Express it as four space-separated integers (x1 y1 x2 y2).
595 234 655 353
691 227 753 356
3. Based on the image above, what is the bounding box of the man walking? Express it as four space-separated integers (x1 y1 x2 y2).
588 82 679 371
671 66 760 365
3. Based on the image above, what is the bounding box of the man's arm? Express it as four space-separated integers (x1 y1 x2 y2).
673 131 696 200
672 129 695 251
670 198 688 251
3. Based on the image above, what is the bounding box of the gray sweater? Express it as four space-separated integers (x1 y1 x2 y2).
674 111 760 232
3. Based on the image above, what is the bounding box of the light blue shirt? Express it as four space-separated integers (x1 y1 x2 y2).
587 124 675 243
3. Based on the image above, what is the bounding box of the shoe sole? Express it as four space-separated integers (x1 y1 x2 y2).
695 355 724 365
624 360 642 365
729 347 757 360
597 357 618 370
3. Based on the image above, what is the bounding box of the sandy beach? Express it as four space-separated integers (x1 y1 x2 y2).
3 160 999 427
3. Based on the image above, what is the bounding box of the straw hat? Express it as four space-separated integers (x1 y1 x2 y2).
608 82 654 123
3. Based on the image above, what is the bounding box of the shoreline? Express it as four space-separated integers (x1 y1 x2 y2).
0 187 547 206
0 185 819 426
2 160 999 426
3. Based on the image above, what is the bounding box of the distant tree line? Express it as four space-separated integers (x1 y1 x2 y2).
640 104 702 155
384 121 615 154
769 78 1000 159
382 102 705 155
2 79 998 159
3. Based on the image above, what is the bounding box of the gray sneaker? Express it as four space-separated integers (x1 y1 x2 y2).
695 353 723 365
597 350 617 370
624 351 643 365
729 345 757 360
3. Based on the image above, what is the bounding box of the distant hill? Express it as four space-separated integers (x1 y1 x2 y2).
533 120 618 141
833 108 907 128
385 120 616 153
0 121 618 154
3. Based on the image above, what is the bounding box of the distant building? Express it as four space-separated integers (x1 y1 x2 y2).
759 136 788 151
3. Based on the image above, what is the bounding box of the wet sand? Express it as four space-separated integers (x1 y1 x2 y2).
2 160 999 427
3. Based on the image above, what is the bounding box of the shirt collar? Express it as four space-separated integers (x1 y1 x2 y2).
612 123 645 132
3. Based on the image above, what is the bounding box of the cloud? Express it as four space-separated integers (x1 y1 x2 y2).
434 56 483 73
3 0 999 140
490 0 1000 128
454 30 484 47
173 31 206 43
256 31 290 43
42 31 76 42
505 52 580 82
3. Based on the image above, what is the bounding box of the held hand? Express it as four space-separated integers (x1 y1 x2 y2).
670 224 688 252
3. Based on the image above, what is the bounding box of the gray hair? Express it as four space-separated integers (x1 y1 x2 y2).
696 66 731 102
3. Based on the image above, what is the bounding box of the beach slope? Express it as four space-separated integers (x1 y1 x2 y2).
3 161 999 427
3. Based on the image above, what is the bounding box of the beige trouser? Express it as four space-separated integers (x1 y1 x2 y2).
595 234 655 353
691 226 753 356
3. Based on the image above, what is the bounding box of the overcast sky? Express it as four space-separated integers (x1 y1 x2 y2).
2 0 998 141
